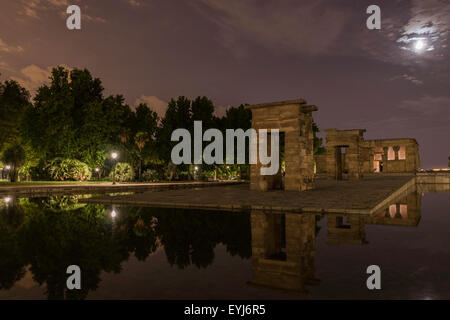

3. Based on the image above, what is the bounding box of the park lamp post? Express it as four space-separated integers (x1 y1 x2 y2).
111 152 118 185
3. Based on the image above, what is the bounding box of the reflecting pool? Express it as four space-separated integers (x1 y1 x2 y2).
0 186 449 299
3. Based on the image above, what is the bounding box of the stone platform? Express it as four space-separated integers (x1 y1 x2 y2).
82 175 416 214
0 180 242 196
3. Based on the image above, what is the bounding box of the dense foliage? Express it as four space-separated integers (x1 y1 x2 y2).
110 162 134 182
46 158 92 181
0 65 324 182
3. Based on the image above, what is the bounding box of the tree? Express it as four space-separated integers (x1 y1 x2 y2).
312 121 325 156
0 79 31 149
22 66 132 168
134 131 150 181
190 96 217 179
157 97 192 179
219 105 252 178
128 103 159 180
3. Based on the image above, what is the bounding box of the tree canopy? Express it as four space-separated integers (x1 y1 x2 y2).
1 65 324 182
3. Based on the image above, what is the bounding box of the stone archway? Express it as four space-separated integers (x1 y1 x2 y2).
325 129 365 180
245 99 318 191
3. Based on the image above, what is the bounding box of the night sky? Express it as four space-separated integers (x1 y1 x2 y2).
0 0 449 168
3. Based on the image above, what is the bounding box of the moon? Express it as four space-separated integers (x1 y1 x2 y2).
414 40 425 52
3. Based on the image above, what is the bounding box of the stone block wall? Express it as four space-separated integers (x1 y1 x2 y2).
319 130 420 178
250 211 316 292
246 100 318 191
362 139 420 173
324 129 365 180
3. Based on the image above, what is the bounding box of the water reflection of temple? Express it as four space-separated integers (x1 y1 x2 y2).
249 189 422 292
327 190 422 245
249 212 319 292
370 190 421 227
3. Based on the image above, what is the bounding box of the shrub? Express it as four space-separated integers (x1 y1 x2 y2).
46 158 92 181
142 169 160 182
110 162 134 182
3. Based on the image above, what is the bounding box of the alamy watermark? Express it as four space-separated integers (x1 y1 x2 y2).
66 265 81 290
171 121 279 176
366 265 381 290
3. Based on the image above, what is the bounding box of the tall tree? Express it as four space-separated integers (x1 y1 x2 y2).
0 79 31 148
23 66 132 168
158 96 192 165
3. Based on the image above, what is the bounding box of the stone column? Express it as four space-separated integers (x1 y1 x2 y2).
382 147 388 172
393 146 400 160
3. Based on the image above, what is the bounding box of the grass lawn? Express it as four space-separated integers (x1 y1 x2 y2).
0 180 111 186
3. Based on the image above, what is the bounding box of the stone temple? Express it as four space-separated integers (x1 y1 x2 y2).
246 99 420 192
245 99 317 192
316 129 420 180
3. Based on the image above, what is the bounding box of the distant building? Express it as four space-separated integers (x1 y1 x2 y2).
316 129 420 179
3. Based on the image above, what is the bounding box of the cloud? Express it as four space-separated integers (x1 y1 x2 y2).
389 74 424 85
0 38 24 53
11 64 52 94
343 95 450 134
126 0 145 7
0 61 15 73
83 14 107 24
20 0 106 23
398 95 450 116
397 0 450 53
135 95 168 117
191 0 350 58
402 0 450 37
20 0 67 19
356 0 450 73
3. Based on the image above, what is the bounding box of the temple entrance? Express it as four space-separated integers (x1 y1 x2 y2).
373 160 384 173
246 99 318 191
334 145 349 180
264 214 286 261
325 129 365 181
373 147 383 173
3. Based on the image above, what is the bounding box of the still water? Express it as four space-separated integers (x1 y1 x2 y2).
0 186 449 299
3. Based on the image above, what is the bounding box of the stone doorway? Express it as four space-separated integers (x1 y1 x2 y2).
246 99 318 192
334 145 349 180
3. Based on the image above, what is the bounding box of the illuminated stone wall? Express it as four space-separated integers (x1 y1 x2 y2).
246 99 318 191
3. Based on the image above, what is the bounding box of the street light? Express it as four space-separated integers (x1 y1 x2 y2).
95 168 100 181
111 152 118 185
5 165 11 170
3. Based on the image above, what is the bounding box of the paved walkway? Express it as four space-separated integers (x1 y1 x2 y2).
82 175 415 214
0 180 243 196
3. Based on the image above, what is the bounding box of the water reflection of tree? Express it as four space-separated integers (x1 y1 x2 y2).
0 196 251 299
18 204 126 299
115 206 159 261
153 208 251 269
0 198 27 290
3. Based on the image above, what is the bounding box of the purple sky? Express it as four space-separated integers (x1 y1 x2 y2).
0 0 449 168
